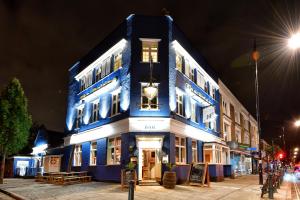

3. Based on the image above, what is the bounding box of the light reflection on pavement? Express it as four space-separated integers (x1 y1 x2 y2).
283 173 300 200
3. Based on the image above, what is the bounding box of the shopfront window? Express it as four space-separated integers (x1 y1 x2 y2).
90 141 97 166
73 144 82 166
107 136 121 165
175 136 186 164
192 140 198 163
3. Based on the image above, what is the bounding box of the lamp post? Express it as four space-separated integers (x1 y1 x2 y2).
251 40 263 185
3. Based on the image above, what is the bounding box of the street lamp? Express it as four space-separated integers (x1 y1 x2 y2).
288 33 300 50
295 147 299 152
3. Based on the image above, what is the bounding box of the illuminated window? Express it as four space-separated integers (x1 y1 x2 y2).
100 57 111 79
192 140 198 163
87 71 93 87
204 82 209 94
75 108 84 128
80 77 86 92
73 144 82 166
142 40 158 62
191 102 197 122
176 92 183 116
184 60 190 78
95 67 101 82
111 92 120 116
176 54 183 72
196 71 205 89
141 83 159 110
175 136 186 164
211 87 216 99
189 67 195 82
113 51 122 71
91 102 99 122
90 141 97 166
107 136 121 165
236 129 241 143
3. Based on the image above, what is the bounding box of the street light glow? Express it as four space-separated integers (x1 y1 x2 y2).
295 147 299 152
295 120 300 127
294 151 298 155
288 33 300 50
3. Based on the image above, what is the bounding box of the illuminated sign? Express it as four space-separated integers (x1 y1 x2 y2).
129 118 170 132
185 84 211 107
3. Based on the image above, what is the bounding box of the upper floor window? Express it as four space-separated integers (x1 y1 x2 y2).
192 140 198 163
196 71 205 89
142 40 158 62
191 102 197 122
114 51 122 71
235 129 241 143
95 67 101 82
111 92 120 117
141 83 159 110
235 111 240 124
107 136 121 165
91 102 99 122
176 92 184 116
175 136 186 164
73 144 82 166
80 77 86 92
90 141 97 166
76 108 84 128
86 71 93 88
176 53 183 72
211 87 216 99
204 82 209 94
184 60 190 78
189 67 195 82
223 122 231 141
244 133 249 144
101 57 111 79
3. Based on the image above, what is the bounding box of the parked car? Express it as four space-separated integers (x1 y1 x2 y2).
294 165 300 179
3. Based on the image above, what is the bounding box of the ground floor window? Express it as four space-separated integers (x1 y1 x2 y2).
107 136 121 165
73 144 82 166
203 143 230 164
90 141 97 166
192 140 198 163
175 136 186 164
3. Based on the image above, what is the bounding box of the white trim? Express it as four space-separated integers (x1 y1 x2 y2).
75 39 127 81
139 38 161 42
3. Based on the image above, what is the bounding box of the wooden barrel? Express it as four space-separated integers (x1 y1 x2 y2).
163 172 176 189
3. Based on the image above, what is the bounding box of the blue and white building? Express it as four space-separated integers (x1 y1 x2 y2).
62 15 227 183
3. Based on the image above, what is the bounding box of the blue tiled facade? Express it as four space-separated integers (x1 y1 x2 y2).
63 15 224 183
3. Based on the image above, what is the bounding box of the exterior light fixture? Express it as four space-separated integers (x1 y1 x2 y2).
143 57 158 100
295 147 299 152
294 151 298 155
295 119 300 127
288 33 300 50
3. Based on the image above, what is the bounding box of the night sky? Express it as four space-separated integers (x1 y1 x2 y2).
1 0 299 150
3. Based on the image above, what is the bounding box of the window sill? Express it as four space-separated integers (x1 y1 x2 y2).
140 61 160 64
140 108 160 111
110 113 121 118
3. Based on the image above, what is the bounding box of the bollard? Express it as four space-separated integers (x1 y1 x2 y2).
128 180 134 200
268 173 274 199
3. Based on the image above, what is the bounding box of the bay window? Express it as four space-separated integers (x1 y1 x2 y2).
107 136 121 165
90 141 97 166
175 136 186 164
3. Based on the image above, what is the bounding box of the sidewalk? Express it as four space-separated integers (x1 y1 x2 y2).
0 175 292 200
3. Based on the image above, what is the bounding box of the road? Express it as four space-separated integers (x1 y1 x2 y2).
292 177 300 200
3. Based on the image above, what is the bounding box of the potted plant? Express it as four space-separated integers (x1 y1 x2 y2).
125 161 136 181
163 163 176 189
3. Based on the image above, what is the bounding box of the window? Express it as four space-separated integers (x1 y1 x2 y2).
236 129 241 143
80 77 86 91
73 144 82 166
244 133 249 144
191 102 197 122
114 51 122 71
211 87 216 99
185 60 190 78
95 67 101 82
90 141 97 166
107 136 121 165
192 140 198 163
204 82 209 94
235 111 240 124
196 71 205 89
86 71 93 87
142 41 158 62
223 123 230 141
175 137 186 164
141 84 159 110
176 92 184 116
189 67 195 82
176 53 183 72
75 108 84 128
101 57 111 78
111 92 120 116
91 102 99 122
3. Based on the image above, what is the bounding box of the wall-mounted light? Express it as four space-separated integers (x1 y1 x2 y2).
143 57 158 100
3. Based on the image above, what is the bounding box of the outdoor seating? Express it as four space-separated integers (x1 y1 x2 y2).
35 171 91 185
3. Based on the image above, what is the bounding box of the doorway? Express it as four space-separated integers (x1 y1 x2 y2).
142 150 156 180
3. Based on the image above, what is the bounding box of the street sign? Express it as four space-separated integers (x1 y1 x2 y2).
247 147 257 151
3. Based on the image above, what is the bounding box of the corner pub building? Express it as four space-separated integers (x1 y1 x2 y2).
60 14 231 184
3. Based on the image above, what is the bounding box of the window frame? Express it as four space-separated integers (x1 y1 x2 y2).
111 92 121 117
90 141 97 166
75 107 84 129
91 101 100 123
192 140 198 163
140 83 159 110
191 101 197 123
73 144 82 166
107 136 122 165
176 53 183 72
176 92 184 116
141 40 159 63
175 136 186 164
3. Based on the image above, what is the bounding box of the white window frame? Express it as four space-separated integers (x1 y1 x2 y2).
196 71 205 89
189 67 195 82
192 140 198 163
113 51 122 71
141 39 160 62
176 53 183 72
73 144 82 166
95 67 101 82
184 60 190 78
76 107 84 128
90 141 97 166
176 91 184 116
91 101 99 123
191 101 197 122
111 92 120 117
175 136 186 164
80 77 86 91
107 136 121 165
140 83 159 110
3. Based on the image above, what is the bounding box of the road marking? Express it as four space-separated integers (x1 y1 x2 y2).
293 181 300 200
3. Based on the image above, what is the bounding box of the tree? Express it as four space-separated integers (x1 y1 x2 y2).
0 78 32 184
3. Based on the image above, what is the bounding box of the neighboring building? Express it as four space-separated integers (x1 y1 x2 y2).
62 15 225 183
219 80 259 176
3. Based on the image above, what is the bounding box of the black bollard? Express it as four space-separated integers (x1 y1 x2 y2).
268 173 274 199
128 180 134 200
